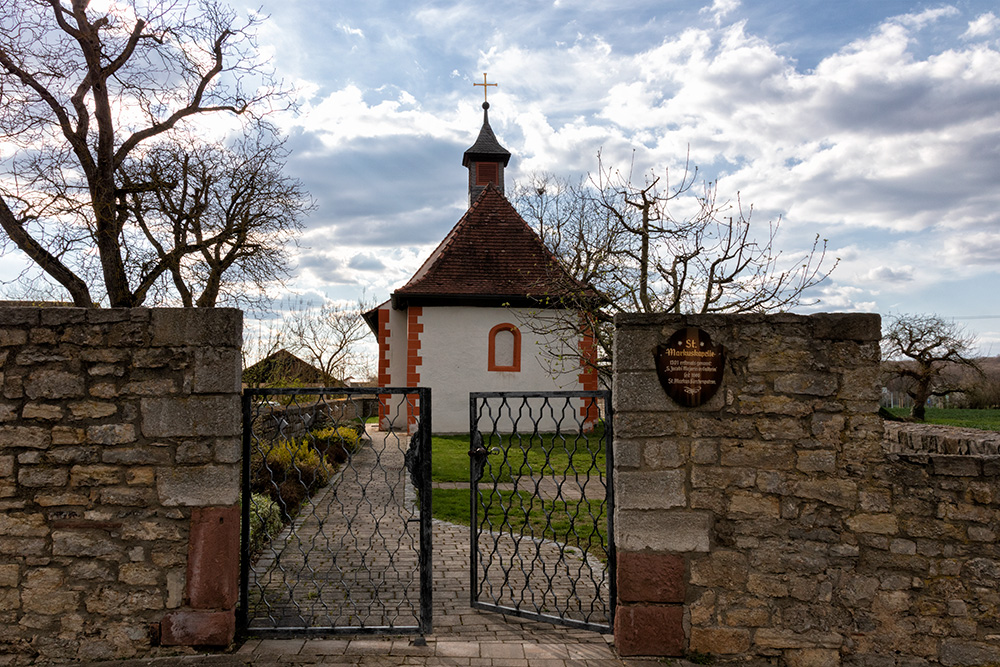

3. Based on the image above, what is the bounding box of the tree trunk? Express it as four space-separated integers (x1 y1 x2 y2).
910 381 932 421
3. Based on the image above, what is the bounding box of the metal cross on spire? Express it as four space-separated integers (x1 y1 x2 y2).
473 72 498 103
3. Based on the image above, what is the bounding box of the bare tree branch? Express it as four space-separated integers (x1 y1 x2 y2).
511 147 839 384
0 0 290 306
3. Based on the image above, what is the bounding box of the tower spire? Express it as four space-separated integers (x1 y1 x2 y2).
463 73 511 205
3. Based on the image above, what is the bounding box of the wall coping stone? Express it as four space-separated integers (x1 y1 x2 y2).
614 312 881 341
884 421 1000 457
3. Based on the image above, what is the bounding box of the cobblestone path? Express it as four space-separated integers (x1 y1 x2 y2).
248 427 610 635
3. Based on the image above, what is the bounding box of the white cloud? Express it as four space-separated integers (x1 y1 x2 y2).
700 0 741 26
861 266 915 284
289 85 463 153
337 22 365 39
891 6 960 31
963 12 1000 39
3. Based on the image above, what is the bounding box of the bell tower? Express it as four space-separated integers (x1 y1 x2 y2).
462 74 511 205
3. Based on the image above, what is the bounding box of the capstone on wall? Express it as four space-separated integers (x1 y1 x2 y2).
0 307 242 665
612 313 1000 666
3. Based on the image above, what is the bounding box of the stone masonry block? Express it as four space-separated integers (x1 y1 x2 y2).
24 370 85 399
784 648 841 667
142 396 240 438
150 309 242 347
0 330 28 348
187 506 240 609
617 510 712 552
157 465 239 506
689 627 752 655
193 348 242 394
810 313 881 341
792 479 858 509
617 551 686 603
0 308 40 327
86 424 137 445
614 604 684 656
160 609 235 647
615 470 686 510
931 457 982 477
0 426 50 449
846 513 898 535
774 373 838 397
612 325 661 373
614 371 674 413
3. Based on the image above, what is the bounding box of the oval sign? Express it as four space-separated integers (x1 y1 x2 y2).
655 327 726 407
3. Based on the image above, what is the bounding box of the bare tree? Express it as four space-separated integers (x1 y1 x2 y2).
882 313 981 421
511 150 838 383
280 299 375 385
0 0 284 306
118 127 311 308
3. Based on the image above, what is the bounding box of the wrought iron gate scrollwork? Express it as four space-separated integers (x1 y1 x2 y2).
240 387 432 637
468 390 615 633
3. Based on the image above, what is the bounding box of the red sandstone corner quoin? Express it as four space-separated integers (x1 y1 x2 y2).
160 505 241 646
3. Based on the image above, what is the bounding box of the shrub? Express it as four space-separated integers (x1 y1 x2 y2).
247 493 283 553
250 437 332 519
311 425 363 463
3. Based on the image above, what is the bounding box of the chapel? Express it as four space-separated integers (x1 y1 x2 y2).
363 96 600 433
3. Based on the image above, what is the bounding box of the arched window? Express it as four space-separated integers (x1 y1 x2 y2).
488 323 521 372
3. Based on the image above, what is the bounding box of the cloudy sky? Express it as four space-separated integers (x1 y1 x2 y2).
220 0 1000 352
6 0 997 353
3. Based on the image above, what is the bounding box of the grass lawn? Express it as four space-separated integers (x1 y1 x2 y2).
885 407 1000 431
430 425 609 556
432 426 608 483
433 488 609 558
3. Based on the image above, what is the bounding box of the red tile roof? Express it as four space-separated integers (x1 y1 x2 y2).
391 185 599 309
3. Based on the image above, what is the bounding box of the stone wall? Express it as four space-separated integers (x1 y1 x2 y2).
612 313 1000 666
0 307 242 665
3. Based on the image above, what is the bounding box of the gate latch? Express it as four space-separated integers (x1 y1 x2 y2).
469 430 488 483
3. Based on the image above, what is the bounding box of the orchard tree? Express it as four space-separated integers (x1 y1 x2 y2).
280 299 375 385
512 150 837 381
118 128 312 308
0 0 287 307
882 313 981 421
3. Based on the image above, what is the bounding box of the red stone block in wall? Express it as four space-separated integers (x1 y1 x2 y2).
186 505 239 609
617 551 686 603
614 604 684 656
160 609 235 647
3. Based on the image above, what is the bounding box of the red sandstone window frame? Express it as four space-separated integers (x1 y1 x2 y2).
488 323 521 372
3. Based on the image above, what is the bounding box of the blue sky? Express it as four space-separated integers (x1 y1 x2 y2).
5 0 999 354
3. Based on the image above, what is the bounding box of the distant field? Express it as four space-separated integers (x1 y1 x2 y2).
886 408 1000 432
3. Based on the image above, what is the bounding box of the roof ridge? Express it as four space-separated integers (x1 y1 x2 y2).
400 186 494 289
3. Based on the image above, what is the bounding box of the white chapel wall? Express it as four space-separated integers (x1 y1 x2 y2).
417 305 583 433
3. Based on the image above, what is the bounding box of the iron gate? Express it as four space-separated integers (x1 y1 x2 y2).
239 387 431 637
469 390 615 632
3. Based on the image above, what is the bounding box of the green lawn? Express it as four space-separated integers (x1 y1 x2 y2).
433 488 609 558
432 426 608 484
886 407 1000 431
430 425 609 557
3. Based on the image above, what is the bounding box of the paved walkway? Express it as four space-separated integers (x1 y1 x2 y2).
69 426 674 667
